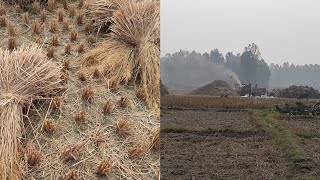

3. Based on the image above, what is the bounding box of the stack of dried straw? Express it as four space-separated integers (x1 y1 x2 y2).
0 45 61 179
81 0 160 113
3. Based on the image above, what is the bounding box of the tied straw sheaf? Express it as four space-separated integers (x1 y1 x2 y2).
81 0 160 114
0 45 62 179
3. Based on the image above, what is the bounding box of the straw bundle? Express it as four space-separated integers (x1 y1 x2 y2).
83 0 119 33
80 0 160 113
0 44 62 179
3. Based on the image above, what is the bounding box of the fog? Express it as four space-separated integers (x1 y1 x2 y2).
161 0 320 65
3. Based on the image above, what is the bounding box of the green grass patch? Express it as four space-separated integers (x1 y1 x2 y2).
250 109 315 177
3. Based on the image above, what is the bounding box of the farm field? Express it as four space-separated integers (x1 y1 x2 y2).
0 0 160 179
160 96 320 179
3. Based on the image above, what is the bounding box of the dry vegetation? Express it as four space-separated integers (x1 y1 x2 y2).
0 45 61 179
0 0 159 179
81 0 160 114
161 95 320 109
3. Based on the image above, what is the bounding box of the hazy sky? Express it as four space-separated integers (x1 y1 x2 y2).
160 0 320 65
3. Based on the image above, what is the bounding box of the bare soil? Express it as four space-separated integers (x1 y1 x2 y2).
160 109 288 180
283 117 320 173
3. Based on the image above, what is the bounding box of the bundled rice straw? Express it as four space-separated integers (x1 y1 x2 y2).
81 0 160 113
0 44 62 179
84 0 119 33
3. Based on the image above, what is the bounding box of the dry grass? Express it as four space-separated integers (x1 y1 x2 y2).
42 118 56 134
78 71 87 81
52 96 62 110
84 20 93 33
68 4 76 18
52 34 59 46
61 141 86 161
0 44 61 179
83 0 119 33
32 20 41 34
70 29 77 41
90 128 108 146
128 142 147 158
7 21 18 36
40 8 46 22
15 3 22 14
78 0 84 8
97 160 113 176
77 42 84 53
0 1 159 179
93 68 102 78
0 3 5 16
86 34 95 45
0 15 6 27
80 0 160 114
47 0 54 12
61 170 79 180
47 46 55 58
76 12 84 25
60 71 69 84
119 96 130 108
63 59 70 70
32 1 41 14
150 128 160 150
63 0 69 9
21 12 29 25
115 118 131 137
58 8 64 22
74 110 86 123
82 86 94 102
161 95 320 109
64 44 71 55
49 18 57 33
8 37 17 50
103 100 114 114
63 19 70 31
27 149 42 167
34 35 41 44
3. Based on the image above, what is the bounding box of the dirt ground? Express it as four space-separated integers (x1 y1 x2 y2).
160 109 288 180
283 117 320 171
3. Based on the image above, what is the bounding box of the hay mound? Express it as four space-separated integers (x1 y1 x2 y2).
271 85 320 99
160 80 169 96
80 0 160 113
189 80 238 97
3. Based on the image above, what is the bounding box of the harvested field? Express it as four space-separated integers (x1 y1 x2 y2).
161 96 320 179
161 95 320 109
161 109 288 179
161 109 254 132
0 1 159 179
282 116 320 172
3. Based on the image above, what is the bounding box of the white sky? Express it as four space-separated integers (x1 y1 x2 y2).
160 0 320 65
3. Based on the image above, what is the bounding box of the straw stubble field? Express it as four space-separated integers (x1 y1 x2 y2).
160 96 320 179
0 0 160 179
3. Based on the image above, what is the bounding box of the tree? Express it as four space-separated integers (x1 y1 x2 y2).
244 43 261 59
209 48 225 64
240 50 257 84
240 43 270 87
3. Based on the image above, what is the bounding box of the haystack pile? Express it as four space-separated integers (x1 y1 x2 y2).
81 0 160 113
270 85 320 99
189 80 238 97
0 45 61 179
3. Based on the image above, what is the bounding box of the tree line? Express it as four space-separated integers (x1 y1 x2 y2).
161 43 320 90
